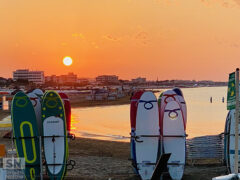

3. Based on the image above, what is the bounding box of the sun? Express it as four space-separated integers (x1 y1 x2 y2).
63 56 73 66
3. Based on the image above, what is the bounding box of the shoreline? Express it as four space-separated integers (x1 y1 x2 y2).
70 95 131 108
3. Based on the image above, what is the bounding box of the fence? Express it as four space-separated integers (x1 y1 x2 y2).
186 134 224 164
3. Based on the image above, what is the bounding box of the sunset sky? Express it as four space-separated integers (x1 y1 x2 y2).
1 0 240 81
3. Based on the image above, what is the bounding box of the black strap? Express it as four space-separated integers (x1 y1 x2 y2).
138 100 157 110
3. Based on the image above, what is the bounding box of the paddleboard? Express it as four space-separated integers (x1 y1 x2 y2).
32 89 44 99
173 88 187 125
28 92 42 135
130 90 144 173
160 90 186 180
135 91 160 180
224 111 231 169
11 91 40 179
228 109 240 173
59 92 71 133
42 91 68 179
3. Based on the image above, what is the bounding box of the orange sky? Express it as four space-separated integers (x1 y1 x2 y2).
1 0 240 81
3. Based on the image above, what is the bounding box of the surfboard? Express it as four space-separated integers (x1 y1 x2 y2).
28 92 42 135
42 91 68 179
228 109 240 173
224 111 231 169
11 91 40 179
135 91 160 180
130 90 144 173
160 90 186 180
59 92 71 133
173 88 187 125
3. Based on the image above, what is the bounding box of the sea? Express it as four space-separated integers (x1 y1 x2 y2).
70 86 228 142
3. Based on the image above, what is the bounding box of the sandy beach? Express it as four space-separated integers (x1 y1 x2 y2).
0 127 227 180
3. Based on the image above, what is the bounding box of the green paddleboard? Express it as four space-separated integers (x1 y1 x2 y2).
42 91 68 180
11 91 40 179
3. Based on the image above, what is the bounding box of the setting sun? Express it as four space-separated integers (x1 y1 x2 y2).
63 56 73 66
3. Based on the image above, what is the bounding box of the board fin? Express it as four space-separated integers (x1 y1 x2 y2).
150 153 171 180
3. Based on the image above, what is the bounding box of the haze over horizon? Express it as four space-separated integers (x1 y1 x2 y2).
1 0 240 81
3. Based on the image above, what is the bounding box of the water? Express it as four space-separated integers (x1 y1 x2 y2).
70 87 228 141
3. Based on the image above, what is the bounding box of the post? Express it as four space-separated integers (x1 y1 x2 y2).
235 68 239 174
39 136 43 180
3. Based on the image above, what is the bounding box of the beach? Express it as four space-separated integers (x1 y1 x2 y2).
0 127 227 180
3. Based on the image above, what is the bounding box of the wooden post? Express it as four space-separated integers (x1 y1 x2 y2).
235 68 239 174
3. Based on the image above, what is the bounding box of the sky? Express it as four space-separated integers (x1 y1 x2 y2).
1 0 240 81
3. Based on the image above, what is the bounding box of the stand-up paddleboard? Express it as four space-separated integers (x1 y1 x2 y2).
32 89 44 98
59 92 71 134
42 91 68 179
173 88 187 125
224 111 231 169
228 109 240 173
11 91 40 179
160 90 186 180
135 91 160 180
130 90 144 173
28 92 42 135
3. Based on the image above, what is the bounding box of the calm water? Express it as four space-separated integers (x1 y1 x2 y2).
70 87 228 141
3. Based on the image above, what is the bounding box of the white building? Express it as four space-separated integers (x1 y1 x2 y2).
13 69 45 84
96 75 119 83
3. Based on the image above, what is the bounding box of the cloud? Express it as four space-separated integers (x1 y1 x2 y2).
215 37 240 48
234 0 240 5
200 0 235 8
91 42 99 49
72 33 85 39
135 31 150 45
103 35 120 42
61 42 67 46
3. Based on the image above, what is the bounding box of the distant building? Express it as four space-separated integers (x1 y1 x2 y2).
13 69 45 84
45 73 78 84
131 77 146 84
77 78 89 84
96 75 119 83
59 73 77 84
0 77 7 84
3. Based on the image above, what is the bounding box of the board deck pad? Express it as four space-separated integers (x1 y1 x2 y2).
42 91 68 180
135 91 160 180
11 91 40 179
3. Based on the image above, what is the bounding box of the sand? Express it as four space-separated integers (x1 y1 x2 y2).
0 129 227 180
0 108 228 180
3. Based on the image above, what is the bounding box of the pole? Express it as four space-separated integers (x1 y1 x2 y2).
39 136 43 180
235 68 239 174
